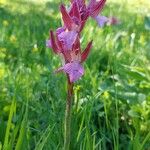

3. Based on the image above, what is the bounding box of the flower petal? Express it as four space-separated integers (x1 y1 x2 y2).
46 39 52 48
50 31 59 53
55 66 64 73
94 15 108 27
56 27 65 35
56 62 84 82
70 0 85 5
81 40 93 63
71 37 81 62
88 0 106 18
58 30 78 50
63 62 84 82
60 4 75 30
69 1 81 21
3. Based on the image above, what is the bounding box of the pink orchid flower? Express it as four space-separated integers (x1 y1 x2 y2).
60 3 88 32
95 16 120 27
61 0 106 32
49 29 77 54
87 0 106 18
50 30 92 82
57 62 84 82
48 0 107 54
107 17 120 25
46 0 110 82
94 15 108 27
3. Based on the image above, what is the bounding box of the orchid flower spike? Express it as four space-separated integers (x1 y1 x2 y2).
47 0 117 82
50 30 93 82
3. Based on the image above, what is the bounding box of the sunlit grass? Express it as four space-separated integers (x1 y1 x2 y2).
0 0 150 149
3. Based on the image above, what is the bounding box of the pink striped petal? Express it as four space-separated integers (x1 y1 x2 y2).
63 51 72 62
69 1 81 21
60 4 75 30
56 62 84 82
70 0 85 7
81 40 93 63
88 0 106 18
50 31 59 54
63 62 84 82
56 27 65 35
58 30 78 50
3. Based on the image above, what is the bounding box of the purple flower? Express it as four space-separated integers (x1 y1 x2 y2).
60 3 87 32
58 30 78 50
47 4 93 82
95 16 120 27
53 36 92 82
57 62 84 82
60 0 107 32
46 40 52 48
56 27 65 35
94 15 108 27
46 0 111 82
87 0 106 18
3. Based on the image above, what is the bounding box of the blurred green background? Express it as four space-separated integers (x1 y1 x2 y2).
0 0 150 149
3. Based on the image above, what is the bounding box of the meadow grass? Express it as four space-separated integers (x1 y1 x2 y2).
0 0 150 149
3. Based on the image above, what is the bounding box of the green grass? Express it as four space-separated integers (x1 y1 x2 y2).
0 0 150 149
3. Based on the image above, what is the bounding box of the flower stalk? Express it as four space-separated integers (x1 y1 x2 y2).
64 76 74 150
46 0 117 148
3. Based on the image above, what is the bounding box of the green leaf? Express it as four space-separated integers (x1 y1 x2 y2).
121 65 147 81
35 124 55 150
15 102 28 150
128 110 140 118
3 99 16 150
0 142 2 150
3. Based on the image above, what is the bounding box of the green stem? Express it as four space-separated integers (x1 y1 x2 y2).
64 76 74 150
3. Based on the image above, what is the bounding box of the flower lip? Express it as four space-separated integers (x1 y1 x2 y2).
94 15 108 27
58 30 78 50
56 62 84 82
